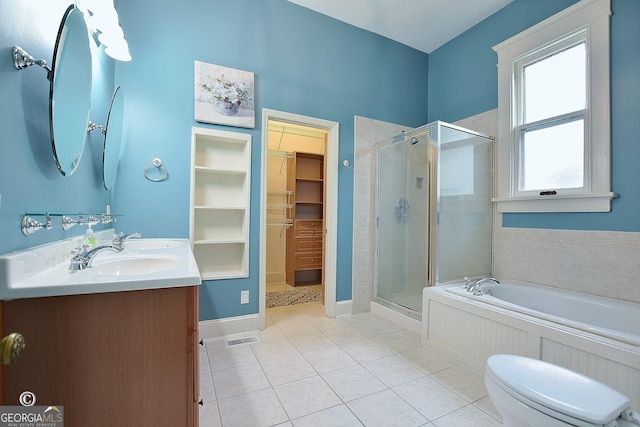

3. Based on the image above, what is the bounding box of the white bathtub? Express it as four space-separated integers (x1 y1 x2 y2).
422 280 640 409
447 280 640 346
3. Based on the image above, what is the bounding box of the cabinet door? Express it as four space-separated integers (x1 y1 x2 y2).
187 286 200 427
3 288 196 426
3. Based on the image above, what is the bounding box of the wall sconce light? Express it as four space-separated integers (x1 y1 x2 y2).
74 0 131 61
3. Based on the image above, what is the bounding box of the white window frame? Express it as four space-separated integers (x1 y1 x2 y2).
492 0 615 213
514 34 587 197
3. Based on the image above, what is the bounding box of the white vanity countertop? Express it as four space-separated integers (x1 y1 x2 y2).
0 236 201 300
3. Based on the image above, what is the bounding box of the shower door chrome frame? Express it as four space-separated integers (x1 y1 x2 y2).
373 125 434 318
431 121 494 284
373 120 494 317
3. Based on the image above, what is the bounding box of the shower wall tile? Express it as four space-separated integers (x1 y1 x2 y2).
620 276 640 303
352 116 411 313
353 193 372 216
352 281 372 314
493 225 640 304
354 174 372 198
454 109 498 140
351 111 501 314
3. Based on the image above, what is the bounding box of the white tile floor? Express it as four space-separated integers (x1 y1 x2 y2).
199 302 503 427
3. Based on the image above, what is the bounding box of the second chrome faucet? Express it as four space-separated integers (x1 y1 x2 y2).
68 232 144 271
112 232 143 250
465 277 500 295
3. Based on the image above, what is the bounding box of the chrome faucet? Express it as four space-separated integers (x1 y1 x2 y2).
69 244 123 271
112 232 143 250
467 277 500 295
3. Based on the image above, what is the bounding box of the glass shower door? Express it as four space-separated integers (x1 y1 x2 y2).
435 124 493 282
375 133 430 313
374 122 493 315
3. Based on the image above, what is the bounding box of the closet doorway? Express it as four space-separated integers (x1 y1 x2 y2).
259 109 339 327
266 121 326 300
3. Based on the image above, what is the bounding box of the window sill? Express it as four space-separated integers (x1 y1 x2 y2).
492 192 617 213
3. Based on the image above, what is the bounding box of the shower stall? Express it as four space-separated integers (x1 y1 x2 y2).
374 121 493 317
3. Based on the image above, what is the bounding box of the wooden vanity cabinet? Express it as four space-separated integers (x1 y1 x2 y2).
2 286 199 427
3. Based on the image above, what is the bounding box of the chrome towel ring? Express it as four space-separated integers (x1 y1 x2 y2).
143 157 169 182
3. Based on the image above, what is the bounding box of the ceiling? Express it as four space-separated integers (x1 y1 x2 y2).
287 0 513 54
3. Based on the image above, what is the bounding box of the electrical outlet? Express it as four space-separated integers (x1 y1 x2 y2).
240 290 249 304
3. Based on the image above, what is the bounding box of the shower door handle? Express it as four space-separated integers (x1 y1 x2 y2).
395 198 409 224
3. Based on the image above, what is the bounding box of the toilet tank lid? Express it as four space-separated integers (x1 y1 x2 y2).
486 355 630 425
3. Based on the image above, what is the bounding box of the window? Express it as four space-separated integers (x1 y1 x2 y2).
493 0 614 212
441 144 474 196
517 37 586 195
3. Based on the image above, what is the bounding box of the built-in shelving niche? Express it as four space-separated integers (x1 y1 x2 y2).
190 127 251 279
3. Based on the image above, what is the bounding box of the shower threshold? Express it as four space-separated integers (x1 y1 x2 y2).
372 296 422 321
371 297 422 335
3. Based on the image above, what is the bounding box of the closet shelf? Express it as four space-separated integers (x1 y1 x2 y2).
267 224 293 229
267 204 293 209
268 149 293 158
287 152 325 287
295 177 323 183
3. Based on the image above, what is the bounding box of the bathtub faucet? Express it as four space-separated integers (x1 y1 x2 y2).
467 277 500 295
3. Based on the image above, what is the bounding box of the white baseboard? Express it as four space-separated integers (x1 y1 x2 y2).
199 300 353 339
370 301 422 335
199 313 261 340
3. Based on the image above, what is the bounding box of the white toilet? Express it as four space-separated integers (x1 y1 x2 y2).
485 354 640 427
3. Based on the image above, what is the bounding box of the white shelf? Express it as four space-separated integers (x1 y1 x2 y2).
194 239 246 245
190 127 251 279
194 243 247 280
194 205 246 210
195 165 247 175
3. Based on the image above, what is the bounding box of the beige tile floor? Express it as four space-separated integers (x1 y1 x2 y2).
199 302 503 427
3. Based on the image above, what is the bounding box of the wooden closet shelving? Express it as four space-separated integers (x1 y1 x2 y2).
286 152 324 286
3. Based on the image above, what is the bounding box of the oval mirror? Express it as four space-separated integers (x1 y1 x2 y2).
50 5 92 176
102 86 124 190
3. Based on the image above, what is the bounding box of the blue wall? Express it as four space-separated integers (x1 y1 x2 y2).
0 1 114 255
5 0 634 322
428 0 640 232
112 0 429 320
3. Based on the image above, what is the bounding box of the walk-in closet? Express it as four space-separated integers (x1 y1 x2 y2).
265 120 327 307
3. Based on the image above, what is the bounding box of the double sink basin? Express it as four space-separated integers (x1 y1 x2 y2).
0 235 201 300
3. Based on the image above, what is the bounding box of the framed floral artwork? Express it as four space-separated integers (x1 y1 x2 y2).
194 61 255 128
